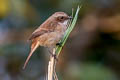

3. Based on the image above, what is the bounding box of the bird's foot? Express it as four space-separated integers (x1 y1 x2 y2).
56 42 62 47
48 49 58 61
51 54 58 61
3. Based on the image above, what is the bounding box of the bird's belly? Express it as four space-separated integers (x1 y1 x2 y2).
38 32 63 47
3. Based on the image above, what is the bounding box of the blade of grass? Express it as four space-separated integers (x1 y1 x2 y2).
56 6 82 56
47 6 82 80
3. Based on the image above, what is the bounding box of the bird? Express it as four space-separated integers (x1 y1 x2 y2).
23 12 72 69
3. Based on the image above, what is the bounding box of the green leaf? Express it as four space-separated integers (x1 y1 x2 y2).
55 6 82 57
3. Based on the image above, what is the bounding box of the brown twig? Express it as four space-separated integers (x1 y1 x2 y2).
48 48 56 80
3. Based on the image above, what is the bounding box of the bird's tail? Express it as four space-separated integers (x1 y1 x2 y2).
23 41 39 69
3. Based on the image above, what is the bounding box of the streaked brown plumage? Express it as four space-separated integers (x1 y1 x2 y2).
23 12 71 69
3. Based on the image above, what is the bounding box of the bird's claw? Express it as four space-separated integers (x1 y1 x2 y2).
51 54 58 61
56 42 62 47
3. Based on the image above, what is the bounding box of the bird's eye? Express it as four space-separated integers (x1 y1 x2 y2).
57 16 66 21
60 16 64 19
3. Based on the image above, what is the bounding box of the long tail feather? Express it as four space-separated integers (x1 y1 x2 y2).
23 41 39 69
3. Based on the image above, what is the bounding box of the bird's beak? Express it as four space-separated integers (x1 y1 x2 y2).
68 16 73 19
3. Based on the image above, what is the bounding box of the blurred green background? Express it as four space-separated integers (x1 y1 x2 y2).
0 0 120 80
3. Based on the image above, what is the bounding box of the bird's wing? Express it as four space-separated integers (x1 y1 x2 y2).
29 21 57 40
29 30 49 40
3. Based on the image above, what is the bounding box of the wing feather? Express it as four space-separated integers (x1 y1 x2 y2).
28 20 57 40
29 30 48 40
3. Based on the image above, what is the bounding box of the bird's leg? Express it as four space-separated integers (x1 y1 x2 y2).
47 48 58 61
